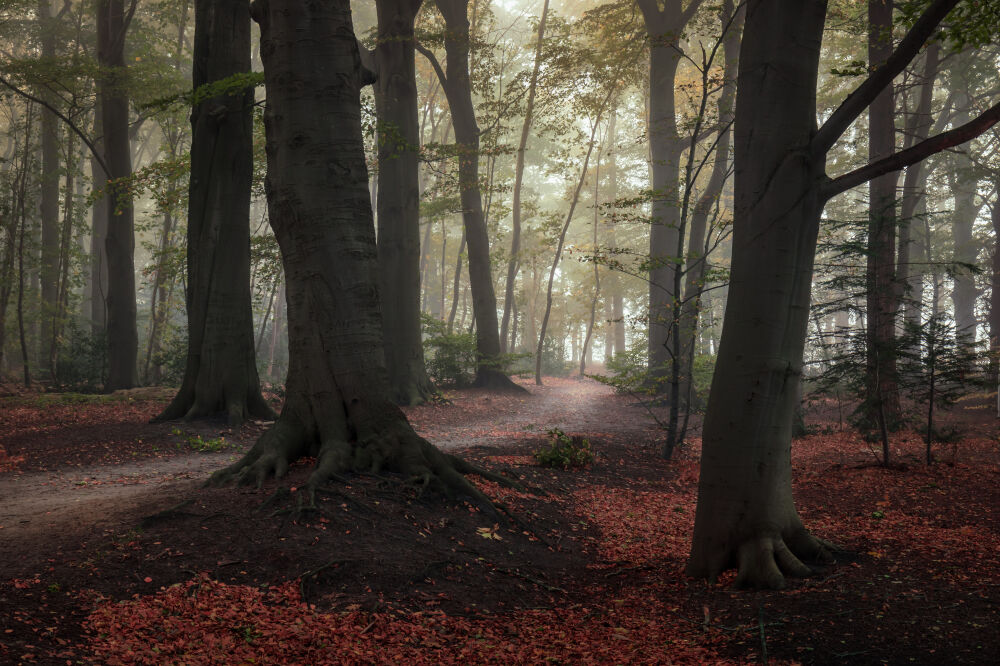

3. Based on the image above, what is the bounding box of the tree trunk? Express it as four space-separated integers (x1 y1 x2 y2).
948 98 981 343
687 0 834 589
87 105 109 334
898 43 938 328
213 0 510 507
677 0 740 408
375 0 434 405
637 0 696 386
535 121 601 385
157 0 273 424
432 0 523 391
500 0 548 354
38 0 61 380
688 0 996 588
990 172 1000 378
97 0 138 391
864 0 900 437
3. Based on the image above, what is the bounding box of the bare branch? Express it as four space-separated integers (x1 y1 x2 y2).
822 100 1000 201
812 0 960 155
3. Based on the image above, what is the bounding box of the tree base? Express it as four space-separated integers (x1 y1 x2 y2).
155 383 277 427
207 408 524 515
688 528 838 590
474 368 528 393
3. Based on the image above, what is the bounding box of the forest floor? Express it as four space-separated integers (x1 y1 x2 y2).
0 376 998 665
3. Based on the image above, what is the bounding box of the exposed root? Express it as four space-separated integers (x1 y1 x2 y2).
207 410 533 525
733 530 834 590
473 368 529 393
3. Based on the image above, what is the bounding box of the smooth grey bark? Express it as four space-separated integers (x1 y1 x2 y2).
213 0 512 506
375 0 434 405
636 0 703 384
97 0 138 391
865 0 901 442
500 0 549 354
687 0 998 589
421 0 523 390
948 97 981 342
157 0 273 425
898 43 939 328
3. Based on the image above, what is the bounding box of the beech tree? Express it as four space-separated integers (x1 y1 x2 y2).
374 0 436 406
211 0 513 504
97 0 138 391
687 0 1000 589
418 0 523 390
156 0 273 425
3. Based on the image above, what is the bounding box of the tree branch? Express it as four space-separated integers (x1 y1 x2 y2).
0 73 109 176
821 100 1000 201
415 40 448 91
812 0 960 156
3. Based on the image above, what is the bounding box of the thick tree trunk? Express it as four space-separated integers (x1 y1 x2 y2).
213 0 510 506
157 0 273 424
500 0 549 354
864 0 900 438
433 0 523 391
375 0 434 405
687 0 834 589
97 0 138 391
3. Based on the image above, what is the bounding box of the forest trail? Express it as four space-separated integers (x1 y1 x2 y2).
0 377 654 545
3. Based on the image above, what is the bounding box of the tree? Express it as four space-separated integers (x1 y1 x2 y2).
374 0 436 406
156 0 274 425
97 0 138 391
211 0 512 506
418 0 523 390
686 0 1000 589
499 0 549 355
865 0 901 457
635 0 704 385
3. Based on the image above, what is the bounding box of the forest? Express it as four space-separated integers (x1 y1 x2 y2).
1 0 999 663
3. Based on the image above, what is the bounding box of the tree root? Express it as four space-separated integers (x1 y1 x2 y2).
733 530 835 590
206 412 532 525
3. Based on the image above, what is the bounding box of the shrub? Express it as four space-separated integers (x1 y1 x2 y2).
534 427 593 469
421 314 477 387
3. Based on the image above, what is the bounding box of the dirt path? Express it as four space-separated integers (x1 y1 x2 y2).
0 378 655 545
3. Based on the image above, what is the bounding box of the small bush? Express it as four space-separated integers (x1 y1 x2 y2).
422 314 477 387
56 323 107 391
534 428 593 469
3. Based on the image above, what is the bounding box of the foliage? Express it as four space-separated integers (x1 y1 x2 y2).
897 314 988 454
538 335 573 378
533 427 593 469
421 314 477 387
171 428 232 453
55 323 107 392
151 325 187 387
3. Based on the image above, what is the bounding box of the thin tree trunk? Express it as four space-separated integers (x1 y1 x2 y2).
447 225 466 331
87 104 109 333
500 0 548 353
865 0 900 437
948 97 981 343
581 140 602 377
38 0 61 379
535 117 603 385
898 43 939 327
